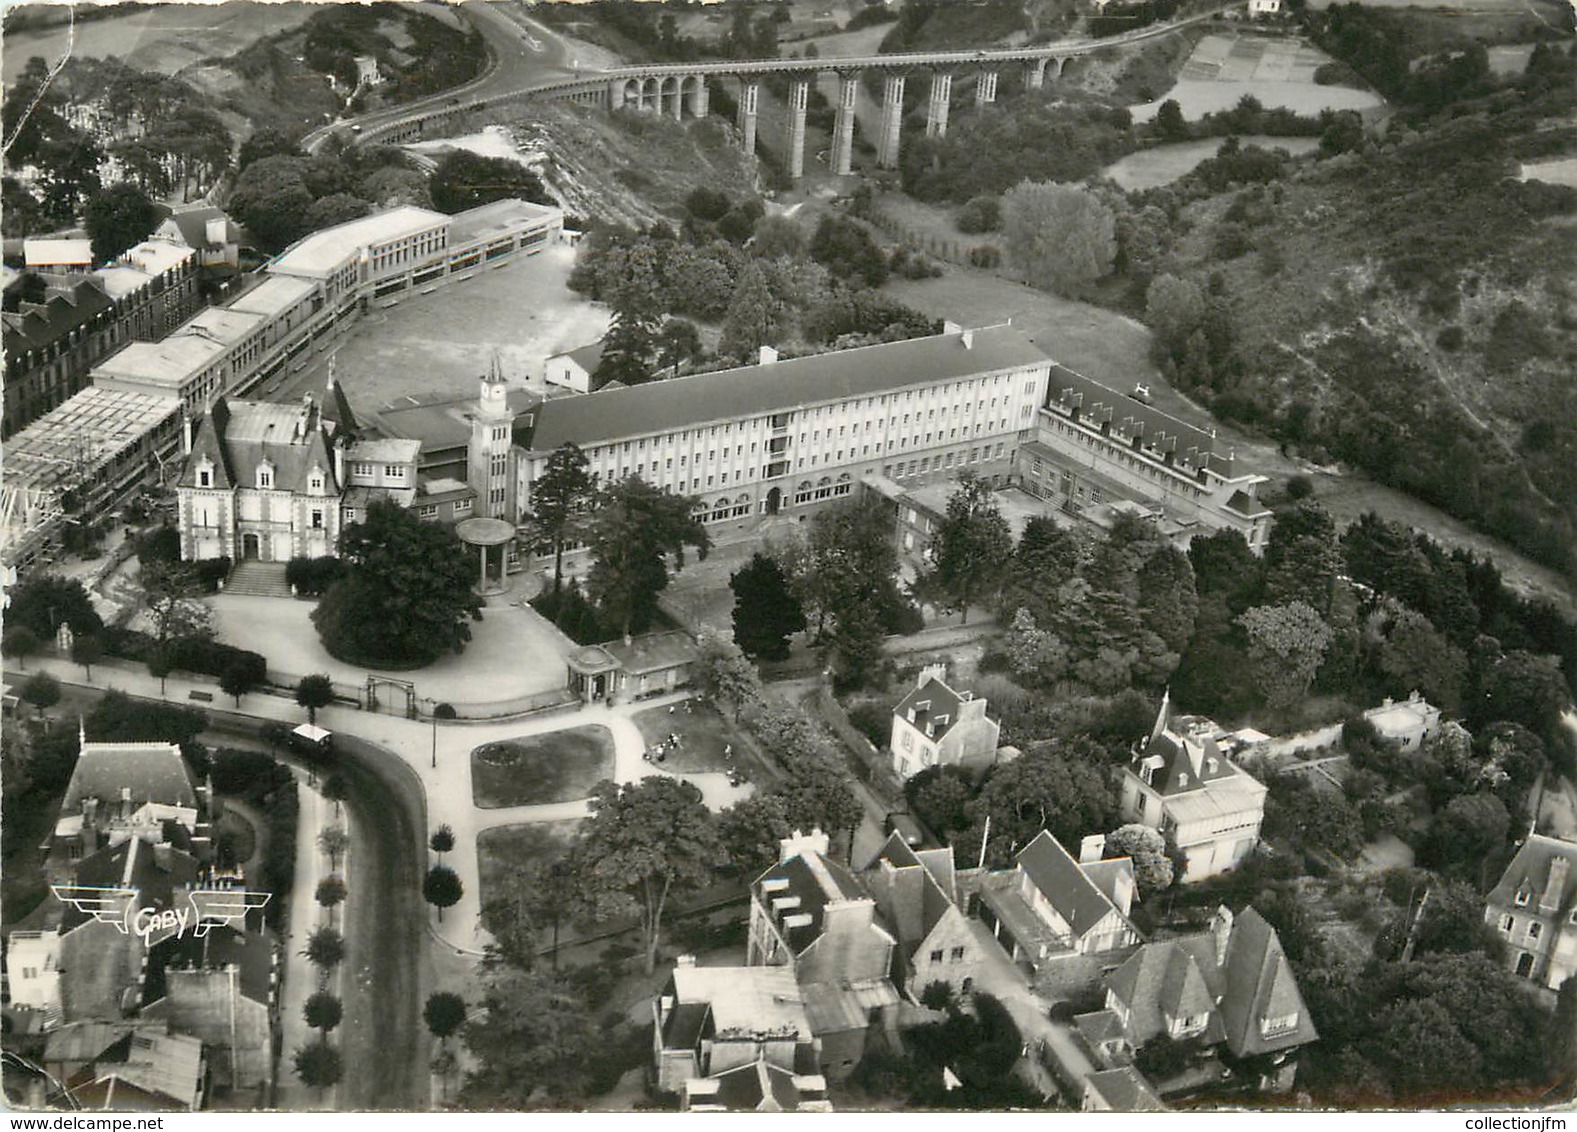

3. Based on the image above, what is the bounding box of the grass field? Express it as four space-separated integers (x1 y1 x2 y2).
631 702 747 774
1130 33 1385 121
3 1 315 78
470 726 616 809
1103 135 1321 191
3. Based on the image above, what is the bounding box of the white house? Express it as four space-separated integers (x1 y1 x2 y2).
889 664 1000 781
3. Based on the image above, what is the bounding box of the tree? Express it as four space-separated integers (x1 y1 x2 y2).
318 827 349 871
1102 823 1174 897
575 777 722 972
70 635 103 681
237 127 303 171
1145 273 1207 360
522 443 595 598
1188 526 1260 611
2 626 41 670
1262 503 1341 616
730 552 805 660
486 853 585 968
321 773 348 817
295 674 335 725
303 925 346 970
1155 98 1188 140
84 183 159 263
828 597 889 691
293 1039 343 1093
718 259 777 361
428 150 554 213
694 639 763 720
657 317 702 379
430 823 456 858
750 213 806 259
219 658 259 707
21 672 61 718
970 744 1115 864
717 794 793 877
228 156 316 253
923 472 1012 624
303 991 343 1033
905 765 977 842
1237 602 1333 709
1479 651 1569 747
1372 605 1467 712
808 214 888 286
1005 608 1069 686
596 303 659 386
463 968 599 1105
999 517 1085 623
313 499 483 665
315 875 347 918
1424 793 1510 877
135 561 214 653
424 991 468 1046
5 574 103 640
1000 180 1117 294
585 477 709 640
424 864 464 923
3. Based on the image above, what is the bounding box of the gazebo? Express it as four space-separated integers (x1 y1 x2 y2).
454 516 515 595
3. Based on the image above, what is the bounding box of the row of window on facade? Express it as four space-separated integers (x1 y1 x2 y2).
885 444 1008 481
1048 415 1209 497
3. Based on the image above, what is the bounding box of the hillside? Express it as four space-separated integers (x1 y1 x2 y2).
506 103 761 229
1145 42 1577 582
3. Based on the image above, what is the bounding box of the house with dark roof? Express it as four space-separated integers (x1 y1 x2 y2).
652 959 830 1110
1018 362 1273 551
49 737 208 877
1082 1065 1167 1111
971 831 1141 977
862 833 984 1000
544 338 609 394
153 206 245 272
140 925 279 1097
176 395 343 564
1086 904 1318 1095
1122 693 1268 883
65 1026 207 1111
889 663 1000 781
1484 832 1577 991
747 831 900 1079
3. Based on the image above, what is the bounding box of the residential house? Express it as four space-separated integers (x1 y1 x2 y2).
140 925 279 1097
1090 905 1319 1094
544 339 609 394
67 1027 206 1111
747 831 900 1080
176 396 343 563
1484 832 1577 991
889 664 1001 781
652 960 831 1110
971 831 1141 980
862 832 983 1000
341 437 420 524
565 631 700 704
1362 691 1441 751
1249 0 1283 14
153 206 245 272
1121 693 1268 882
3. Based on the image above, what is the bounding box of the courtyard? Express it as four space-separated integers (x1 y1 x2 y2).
470 725 617 808
267 242 610 407
208 590 576 707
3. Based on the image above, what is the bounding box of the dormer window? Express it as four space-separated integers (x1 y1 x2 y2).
1261 1013 1299 1037
257 461 274 490
309 470 324 492
196 460 212 488
1178 773 1190 787
1515 890 1532 907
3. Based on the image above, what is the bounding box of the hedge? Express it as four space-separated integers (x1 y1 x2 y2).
104 627 267 686
212 748 298 931
285 556 346 597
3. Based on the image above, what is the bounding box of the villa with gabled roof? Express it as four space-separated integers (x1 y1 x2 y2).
1122 692 1268 882
1484 832 1577 991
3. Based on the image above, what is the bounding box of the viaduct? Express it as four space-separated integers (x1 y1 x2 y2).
350 41 1134 176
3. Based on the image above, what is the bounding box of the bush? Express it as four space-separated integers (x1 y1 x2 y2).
956 195 1001 234
845 700 892 749
192 557 231 593
286 556 346 597
212 748 297 930
1436 324 1465 352
968 245 1001 269
101 627 267 686
136 525 181 565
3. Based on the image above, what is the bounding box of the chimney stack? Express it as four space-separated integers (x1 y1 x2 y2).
758 345 779 365
1542 854 1571 913
961 329 974 350
778 828 830 862
1079 833 1106 864
1209 905 1234 966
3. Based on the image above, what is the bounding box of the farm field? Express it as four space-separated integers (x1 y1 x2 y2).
1130 33 1385 121
1103 134 1321 190
3 1 315 78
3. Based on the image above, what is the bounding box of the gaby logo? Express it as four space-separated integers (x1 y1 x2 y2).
50 885 271 947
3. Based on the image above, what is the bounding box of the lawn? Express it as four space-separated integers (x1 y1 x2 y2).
632 702 746 775
476 819 583 933
470 726 616 808
1102 135 1320 192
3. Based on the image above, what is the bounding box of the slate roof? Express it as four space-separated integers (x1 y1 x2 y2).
144 925 276 1008
2 278 114 363
1045 363 1236 479
157 205 242 251
1487 833 1577 917
93 1028 204 1109
61 839 201 934
705 1058 820 1111
1130 694 1259 799
1016 831 1127 941
894 678 966 743
1086 1066 1166 1111
60 741 197 816
668 965 809 1039
180 397 338 495
863 833 963 979
755 848 869 954
524 324 1049 452
549 339 605 376
1106 906 1317 1058
43 1021 134 1066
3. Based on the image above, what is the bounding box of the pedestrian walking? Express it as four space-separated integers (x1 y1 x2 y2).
724 743 732 759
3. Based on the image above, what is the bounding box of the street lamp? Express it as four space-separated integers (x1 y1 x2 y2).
428 701 438 769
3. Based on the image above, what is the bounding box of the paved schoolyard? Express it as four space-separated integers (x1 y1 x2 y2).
268 243 611 406
207 590 576 705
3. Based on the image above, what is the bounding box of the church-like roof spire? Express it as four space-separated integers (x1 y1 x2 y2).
1149 687 1171 745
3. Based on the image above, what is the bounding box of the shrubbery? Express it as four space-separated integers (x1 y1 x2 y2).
103 627 266 687
212 748 298 930
286 556 347 597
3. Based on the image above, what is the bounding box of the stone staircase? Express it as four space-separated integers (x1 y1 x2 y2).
221 560 293 599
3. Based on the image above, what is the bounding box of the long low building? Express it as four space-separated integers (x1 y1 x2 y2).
518 325 1053 536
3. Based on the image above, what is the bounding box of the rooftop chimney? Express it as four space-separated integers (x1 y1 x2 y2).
778 828 830 862
1079 833 1106 864
961 329 974 350
1542 855 1571 913
1209 905 1234 966
943 320 963 335
758 345 779 365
